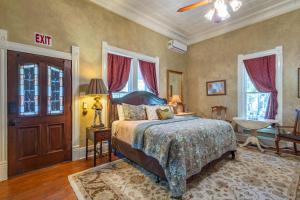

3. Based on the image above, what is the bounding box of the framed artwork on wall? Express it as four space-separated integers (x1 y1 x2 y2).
206 80 226 96
298 68 300 98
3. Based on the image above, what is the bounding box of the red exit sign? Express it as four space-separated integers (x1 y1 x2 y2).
35 32 52 46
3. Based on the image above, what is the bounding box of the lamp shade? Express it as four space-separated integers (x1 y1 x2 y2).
170 95 182 104
86 79 108 95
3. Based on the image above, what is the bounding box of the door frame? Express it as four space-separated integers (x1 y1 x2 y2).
0 29 81 181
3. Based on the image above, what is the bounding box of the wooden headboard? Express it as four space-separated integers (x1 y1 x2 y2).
109 91 167 126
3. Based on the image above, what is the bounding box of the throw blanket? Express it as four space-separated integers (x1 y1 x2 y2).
132 117 237 198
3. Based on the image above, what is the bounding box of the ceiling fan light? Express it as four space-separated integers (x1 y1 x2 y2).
216 6 230 20
230 0 242 12
214 0 226 10
205 9 215 21
214 0 230 19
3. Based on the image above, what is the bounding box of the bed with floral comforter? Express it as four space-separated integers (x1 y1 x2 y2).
132 116 237 198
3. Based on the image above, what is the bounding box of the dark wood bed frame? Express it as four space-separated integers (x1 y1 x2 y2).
109 91 235 182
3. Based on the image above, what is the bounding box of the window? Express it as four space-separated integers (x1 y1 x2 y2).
238 46 283 123
112 60 149 98
245 71 270 120
102 42 159 99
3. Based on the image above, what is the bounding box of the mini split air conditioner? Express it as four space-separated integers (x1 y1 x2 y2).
168 40 187 54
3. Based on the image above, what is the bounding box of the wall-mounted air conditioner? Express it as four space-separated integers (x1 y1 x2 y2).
168 40 187 54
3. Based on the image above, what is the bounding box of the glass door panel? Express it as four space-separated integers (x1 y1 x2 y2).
19 64 39 116
47 66 64 115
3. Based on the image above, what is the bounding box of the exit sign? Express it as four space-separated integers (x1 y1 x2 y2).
35 32 52 46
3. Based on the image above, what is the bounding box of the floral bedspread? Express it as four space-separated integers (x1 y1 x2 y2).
132 117 237 198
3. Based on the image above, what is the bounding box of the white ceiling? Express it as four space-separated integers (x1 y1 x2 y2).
91 0 300 45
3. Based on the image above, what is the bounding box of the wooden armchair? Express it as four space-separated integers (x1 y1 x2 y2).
211 106 231 123
275 109 300 155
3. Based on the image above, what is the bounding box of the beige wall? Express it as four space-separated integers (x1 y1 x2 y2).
187 9 300 124
2 0 299 146
0 0 187 145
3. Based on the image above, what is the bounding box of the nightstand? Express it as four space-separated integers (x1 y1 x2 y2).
86 127 112 166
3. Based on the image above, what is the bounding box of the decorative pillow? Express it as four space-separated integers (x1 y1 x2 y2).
122 103 147 120
160 105 174 113
117 104 125 121
145 105 175 120
156 108 174 120
145 105 160 120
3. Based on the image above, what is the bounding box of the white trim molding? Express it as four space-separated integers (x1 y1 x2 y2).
237 46 283 124
0 30 8 181
102 41 160 91
90 0 300 45
0 29 81 181
74 143 109 161
90 0 188 44
71 46 81 161
102 41 160 89
0 41 71 60
188 0 300 44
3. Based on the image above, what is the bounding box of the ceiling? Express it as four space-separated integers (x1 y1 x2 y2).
91 0 300 45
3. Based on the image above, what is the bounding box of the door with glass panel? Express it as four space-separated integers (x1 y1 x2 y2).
7 51 72 176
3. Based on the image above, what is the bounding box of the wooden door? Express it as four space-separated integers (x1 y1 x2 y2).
7 51 72 177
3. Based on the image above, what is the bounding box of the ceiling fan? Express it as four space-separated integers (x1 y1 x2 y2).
177 0 242 23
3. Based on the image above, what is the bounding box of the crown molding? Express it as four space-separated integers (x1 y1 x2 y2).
188 0 300 44
90 0 300 46
90 0 188 43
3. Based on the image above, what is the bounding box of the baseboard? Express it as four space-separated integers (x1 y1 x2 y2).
72 143 109 161
0 161 7 181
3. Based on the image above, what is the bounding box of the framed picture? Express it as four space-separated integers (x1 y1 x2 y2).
298 68 300 98
206 80 226 96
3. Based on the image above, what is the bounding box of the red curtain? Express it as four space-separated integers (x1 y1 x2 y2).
243 55 278 119
107 53 132 94
139 60 158 95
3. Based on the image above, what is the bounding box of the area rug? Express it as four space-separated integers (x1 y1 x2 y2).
68 148 300 200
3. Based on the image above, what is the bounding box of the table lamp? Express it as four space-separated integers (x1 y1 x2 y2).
170 95 182 105
86 78 108 127
170 95 184 113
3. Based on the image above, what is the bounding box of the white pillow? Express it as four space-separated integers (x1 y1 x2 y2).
117 104 125 121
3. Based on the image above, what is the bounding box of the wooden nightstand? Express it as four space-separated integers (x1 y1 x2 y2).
86 127 112 166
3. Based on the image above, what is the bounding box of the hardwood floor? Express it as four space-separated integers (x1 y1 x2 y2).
0 154 119 200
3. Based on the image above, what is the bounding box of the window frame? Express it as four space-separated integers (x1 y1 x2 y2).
101 41 159 96
237 46 283 124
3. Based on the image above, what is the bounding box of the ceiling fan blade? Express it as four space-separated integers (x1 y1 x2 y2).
177 0 210 12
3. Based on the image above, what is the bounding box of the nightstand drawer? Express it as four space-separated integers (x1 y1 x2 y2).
95 131 111 140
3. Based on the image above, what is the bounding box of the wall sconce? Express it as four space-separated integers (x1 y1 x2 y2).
82 102 88 115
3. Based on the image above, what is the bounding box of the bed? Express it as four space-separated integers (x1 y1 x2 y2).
109 91 237 198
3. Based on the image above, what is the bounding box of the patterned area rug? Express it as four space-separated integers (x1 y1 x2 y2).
69 148 300 200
